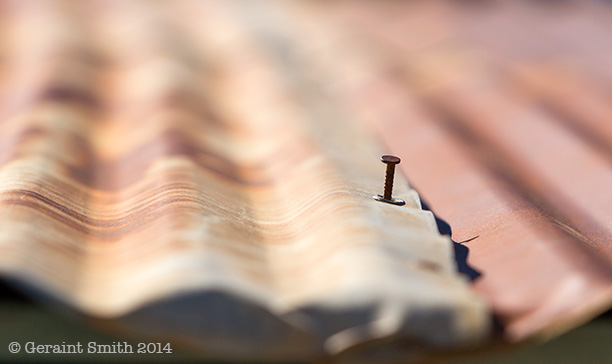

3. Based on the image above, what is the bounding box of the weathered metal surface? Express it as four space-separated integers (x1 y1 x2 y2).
269 0 612 343
0 1 490 362
3 0 612 359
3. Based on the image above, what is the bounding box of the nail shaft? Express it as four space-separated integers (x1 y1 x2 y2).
384 163 395 200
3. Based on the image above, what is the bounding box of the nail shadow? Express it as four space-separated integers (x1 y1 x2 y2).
420 199 482 282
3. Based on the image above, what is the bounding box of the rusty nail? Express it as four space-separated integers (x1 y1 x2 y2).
374 155 405 206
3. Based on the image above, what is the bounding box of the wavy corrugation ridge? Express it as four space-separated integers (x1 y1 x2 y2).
0 0 490 361
272 0 612 344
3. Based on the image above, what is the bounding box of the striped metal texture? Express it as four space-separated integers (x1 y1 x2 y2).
0 1 493 362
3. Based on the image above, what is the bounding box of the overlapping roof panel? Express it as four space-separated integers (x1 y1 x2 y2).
3 0 612 361
277 0 612 342
0 1 492 362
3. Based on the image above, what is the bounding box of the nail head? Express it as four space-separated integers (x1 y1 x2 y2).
381 155 401 164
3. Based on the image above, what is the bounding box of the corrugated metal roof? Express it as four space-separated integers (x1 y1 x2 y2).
0 1 493 362
276 0 612 343
3 0 612 361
